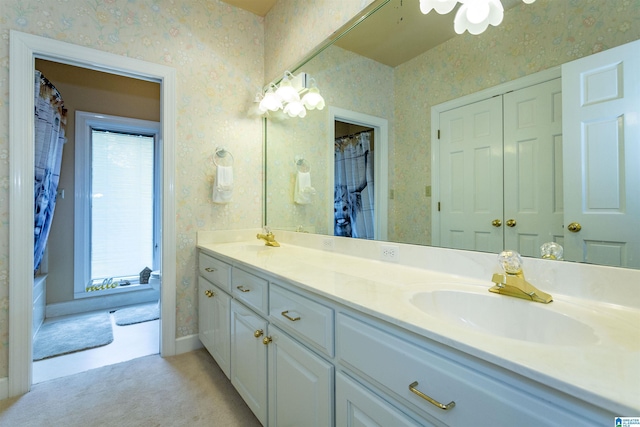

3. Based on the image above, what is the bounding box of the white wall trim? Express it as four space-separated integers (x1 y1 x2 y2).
430 67 562 245
175 334 204 355
9 30 177 397
328 106 389 240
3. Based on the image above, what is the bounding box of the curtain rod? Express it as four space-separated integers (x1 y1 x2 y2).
336 129 372 139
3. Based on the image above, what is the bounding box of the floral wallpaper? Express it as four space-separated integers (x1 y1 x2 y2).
0 0 265 378
392 0 640 244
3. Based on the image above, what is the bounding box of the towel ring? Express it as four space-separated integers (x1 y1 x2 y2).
214 147 234 167
295 156 310 173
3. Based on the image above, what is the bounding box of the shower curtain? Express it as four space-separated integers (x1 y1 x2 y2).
34 70 67 273
334 131 374 239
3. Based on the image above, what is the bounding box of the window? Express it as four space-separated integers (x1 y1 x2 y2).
75 111 160 297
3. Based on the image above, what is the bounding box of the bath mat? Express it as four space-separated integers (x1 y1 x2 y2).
114 302 159 326
33 311 113 361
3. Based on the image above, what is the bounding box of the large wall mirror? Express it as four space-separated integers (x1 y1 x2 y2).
265 0 640 269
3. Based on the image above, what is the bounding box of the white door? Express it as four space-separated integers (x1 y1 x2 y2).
562 39 640 268
503 78 564 257
439 97 504 252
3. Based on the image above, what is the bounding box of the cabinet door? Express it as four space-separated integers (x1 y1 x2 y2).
231 300 268 426
267 325 333 427
198 277 231 378
336 372 428 427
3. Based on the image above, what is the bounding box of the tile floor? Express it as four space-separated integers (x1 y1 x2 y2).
33 306 159 383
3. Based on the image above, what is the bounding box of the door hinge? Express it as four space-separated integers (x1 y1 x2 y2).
437 129 440 139
438 202 441 211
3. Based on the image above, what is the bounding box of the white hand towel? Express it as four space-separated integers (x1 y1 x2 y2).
294 171 315 204
213 165 233 204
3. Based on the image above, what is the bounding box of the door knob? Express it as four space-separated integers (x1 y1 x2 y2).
254 329 264 338
263 336 272 345
491 219 502 227
506 219 517 227
567 222 582 232
204 289 214 298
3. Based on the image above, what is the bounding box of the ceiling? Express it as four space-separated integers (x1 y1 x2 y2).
221 0 523 67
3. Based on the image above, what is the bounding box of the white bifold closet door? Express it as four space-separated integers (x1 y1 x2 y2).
438 78 563 257
562 39 640 268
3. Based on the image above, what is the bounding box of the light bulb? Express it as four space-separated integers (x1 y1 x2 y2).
283 100 307 118
419 0 458 14
275 76 300 103
301 87 325 110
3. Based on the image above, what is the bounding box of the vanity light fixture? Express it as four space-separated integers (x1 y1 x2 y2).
420 0 536 35
257 71 325 118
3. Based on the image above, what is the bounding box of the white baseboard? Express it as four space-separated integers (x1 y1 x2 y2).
174 334 203 355
46 289 159 318
0 377 8 401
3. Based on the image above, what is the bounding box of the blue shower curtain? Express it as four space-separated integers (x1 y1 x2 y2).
34 70 67 273
334 131 375 239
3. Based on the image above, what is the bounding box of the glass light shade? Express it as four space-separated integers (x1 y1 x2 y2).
283 100 307 118
275 78 300 103
454 0 503 35
522 0 535 3
301 88 325 110
419 0 458 14
259 88 282 112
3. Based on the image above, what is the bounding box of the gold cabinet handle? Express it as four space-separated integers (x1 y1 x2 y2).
409 381 456 411
409 381 455 411
204 289 214 298
254 329 264 338
567 222 582 232
491 219 502 227
236 285 251 293
281 310 300 322
506 219 517 228
263 336 272 345
204 267 216 273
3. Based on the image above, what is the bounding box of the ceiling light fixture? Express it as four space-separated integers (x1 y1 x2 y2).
420 0 536 35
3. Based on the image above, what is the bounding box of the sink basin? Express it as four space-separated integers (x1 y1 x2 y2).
410 289 598 346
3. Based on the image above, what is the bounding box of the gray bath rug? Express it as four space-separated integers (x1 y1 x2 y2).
114 302 159 326
33 311 114 361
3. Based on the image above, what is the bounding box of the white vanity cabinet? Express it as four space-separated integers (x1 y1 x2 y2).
198 253 232 378
230 298 269 426
336 312 599 427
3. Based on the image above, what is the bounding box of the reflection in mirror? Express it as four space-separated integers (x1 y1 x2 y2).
265 0 640 269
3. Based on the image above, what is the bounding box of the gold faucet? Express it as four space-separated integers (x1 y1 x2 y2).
257 231 280 247
489 251 552 304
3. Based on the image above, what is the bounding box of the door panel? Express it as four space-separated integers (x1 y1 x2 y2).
562 39 640 267
439 97 504 252
503 78 564 257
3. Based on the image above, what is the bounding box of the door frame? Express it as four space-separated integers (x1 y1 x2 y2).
431 67 561 246
328 106 388 240
9 30 177 396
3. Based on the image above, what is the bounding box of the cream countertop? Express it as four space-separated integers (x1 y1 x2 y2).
197 230 640 416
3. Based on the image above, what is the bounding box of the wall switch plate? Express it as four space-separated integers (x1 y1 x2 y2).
380 244 399 262
322 238 335 251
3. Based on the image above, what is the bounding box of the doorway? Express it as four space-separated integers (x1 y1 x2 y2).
328 107 388 241
31 60 162 383
9 30 177 397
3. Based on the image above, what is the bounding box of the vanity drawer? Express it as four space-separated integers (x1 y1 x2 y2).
232 267 268 315
199 252 231 292
336 313 587 427
269 284 334 357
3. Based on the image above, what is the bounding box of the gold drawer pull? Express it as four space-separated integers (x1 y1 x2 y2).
281 310 300 322
409 381 455 411
204 267 216 272
204 289 214 298
236 285 251 293
254 329 264 338
263 336 272 345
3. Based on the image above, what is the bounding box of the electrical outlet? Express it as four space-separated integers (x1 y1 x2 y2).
380 244 399 262
322 238 335 251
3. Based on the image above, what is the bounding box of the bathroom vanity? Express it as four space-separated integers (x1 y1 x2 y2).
197 230 640 427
